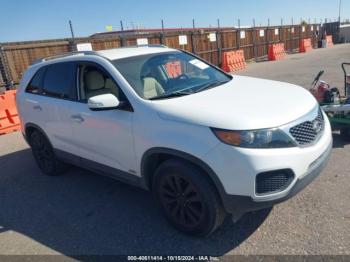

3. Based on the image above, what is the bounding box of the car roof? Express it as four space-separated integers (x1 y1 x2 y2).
96 45 179 60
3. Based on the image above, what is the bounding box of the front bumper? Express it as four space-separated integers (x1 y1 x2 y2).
221 140 332 214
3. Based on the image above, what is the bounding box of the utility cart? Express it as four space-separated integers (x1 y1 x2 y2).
316 63 350 141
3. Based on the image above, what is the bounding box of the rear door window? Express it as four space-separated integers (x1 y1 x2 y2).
42 62 77 100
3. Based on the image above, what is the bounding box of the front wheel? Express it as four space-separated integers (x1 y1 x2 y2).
153 159 226 236
29 130 68 176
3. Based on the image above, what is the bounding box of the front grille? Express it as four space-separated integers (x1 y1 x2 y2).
256 170 294 195
289 109 324 146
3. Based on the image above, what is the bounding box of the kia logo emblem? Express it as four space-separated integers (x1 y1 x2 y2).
313 120 322 133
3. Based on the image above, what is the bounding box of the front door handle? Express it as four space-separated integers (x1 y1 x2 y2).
71 115 85 123
33 105 42 111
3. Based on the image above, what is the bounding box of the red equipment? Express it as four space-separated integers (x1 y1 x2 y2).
311 80 330 102
310 70 341 104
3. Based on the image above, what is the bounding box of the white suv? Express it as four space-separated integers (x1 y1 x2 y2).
17 45 332 236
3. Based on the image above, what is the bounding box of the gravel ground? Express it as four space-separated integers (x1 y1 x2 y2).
0 44 349 258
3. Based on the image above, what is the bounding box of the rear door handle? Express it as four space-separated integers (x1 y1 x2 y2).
33 105 42 111
71 115 85 123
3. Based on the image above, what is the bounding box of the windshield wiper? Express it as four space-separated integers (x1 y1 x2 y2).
195 80 230 93
149 91 192 100
149 80 231 100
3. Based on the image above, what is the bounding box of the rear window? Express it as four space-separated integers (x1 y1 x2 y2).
42 62 76 100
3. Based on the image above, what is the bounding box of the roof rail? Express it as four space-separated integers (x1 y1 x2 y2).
32 51 102 65
141 44 167 48
119 44 168 48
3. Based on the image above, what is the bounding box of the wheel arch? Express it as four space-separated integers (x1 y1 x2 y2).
24 123 51 146
141 147 226 202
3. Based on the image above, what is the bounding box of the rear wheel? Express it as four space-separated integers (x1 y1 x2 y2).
29 130 68 176
153 159 226 236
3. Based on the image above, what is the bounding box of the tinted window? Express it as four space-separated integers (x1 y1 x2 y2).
26 67 46 94
42 62 76 99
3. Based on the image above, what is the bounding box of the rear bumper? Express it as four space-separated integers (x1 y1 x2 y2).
221 140 332 214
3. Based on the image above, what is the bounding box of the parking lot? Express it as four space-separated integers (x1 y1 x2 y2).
0 44 350 257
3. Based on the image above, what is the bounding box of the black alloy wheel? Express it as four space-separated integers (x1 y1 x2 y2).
158 173 205 229
30 130 67 176
153 159 226 236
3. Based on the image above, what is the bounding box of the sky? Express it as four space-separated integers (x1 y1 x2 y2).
0 0 348 42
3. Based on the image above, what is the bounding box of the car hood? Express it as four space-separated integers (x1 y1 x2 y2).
149 75 318 130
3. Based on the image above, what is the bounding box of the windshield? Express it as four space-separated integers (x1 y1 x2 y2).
112 51 232 100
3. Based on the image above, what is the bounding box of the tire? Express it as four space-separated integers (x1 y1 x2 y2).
340 128 350 142
152 159 226 236
29 130 68 176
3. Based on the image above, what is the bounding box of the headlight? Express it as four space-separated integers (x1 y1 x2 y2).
211 128 296 148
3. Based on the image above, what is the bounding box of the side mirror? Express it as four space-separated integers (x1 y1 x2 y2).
88 94 120 110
